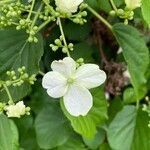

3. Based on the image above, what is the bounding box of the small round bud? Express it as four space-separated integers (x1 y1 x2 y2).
52 46 59 51
28 36 33 42
5 81 12 86
117 9 124 15
54 39 62 46
109 10 116 16
62 47 68 53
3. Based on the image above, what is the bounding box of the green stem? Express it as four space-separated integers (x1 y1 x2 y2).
57 18 71 57
109 0 118 12
31 3 43 28
27 0 35 20
3 84 13 104
39 71 45 76
36 19 51 32
87 5 112 30
136 99 139 109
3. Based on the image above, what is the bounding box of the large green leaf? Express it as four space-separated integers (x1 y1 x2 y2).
35 101 72 149
0 29 43 101
107 106 137 150
60 87 108 138
64 22 91 41
0 114 19 150
113 23 149 99
141 0 150 27
83 128 105 149
107 106 150 150
131 110 150 150
71 42 96 63
0 29 43 76
14 116 40 150
57 135 86 150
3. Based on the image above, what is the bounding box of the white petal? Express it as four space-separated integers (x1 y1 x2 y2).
76 64 106 89
64 84 93 116
42 71 68 98
55 0 83 13
51 57 76 77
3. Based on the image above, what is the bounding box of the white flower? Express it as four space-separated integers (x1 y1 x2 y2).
5 101 26 118
125 0 142 10
42 57 106 116
55 0 83 13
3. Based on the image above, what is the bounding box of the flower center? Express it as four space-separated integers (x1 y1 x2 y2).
67 77 75 84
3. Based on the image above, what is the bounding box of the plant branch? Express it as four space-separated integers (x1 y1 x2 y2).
87 5 112 31
109 0 118 12
57 18 71 57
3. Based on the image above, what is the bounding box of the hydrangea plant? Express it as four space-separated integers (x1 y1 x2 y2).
0 0 149 149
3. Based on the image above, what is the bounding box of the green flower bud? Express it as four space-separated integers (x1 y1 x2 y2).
54 39 62 46
5 81 12 86
52 46 59 51
62 47 68 53
117 9 124 16
33 37 38 43
28 36 33 42
109 10 116 16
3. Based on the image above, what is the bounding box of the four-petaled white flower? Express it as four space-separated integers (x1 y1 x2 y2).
55 0 83 13
5 101 26 118
125 0 142 10
42 57 106 117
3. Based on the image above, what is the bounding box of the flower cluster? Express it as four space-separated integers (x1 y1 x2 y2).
42 57 106 116
0 67 36 118
0 0 87 43
109 0 142 24
0 101 30 118
0 66 37 87
50 36 74 53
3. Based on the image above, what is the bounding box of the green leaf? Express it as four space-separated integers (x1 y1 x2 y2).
83 128 105 149
141 0 150 27
0 114 19 150
107 106 137 150
99 143 111 150
131 110 150 150
14 116 40 150
123 87 137 104
64 22 91 41
0 29 43 76
113 23 149 99
57 135 86 150
0 83 31 102
71 42 96 63
0 29 43 101
107 106 150 150
35 102 72 149
60 87 108 138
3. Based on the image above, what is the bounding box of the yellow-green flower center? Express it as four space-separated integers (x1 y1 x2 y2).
67 77 75 84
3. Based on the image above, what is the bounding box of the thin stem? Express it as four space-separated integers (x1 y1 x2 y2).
37 19 51 32
39 71 45 76
87 5 112 31
20 8 38 14
3 84 13 104
31 3 43 28
27 0 35 20
136 99 139 109
109 0 118 12
57 18 71 57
